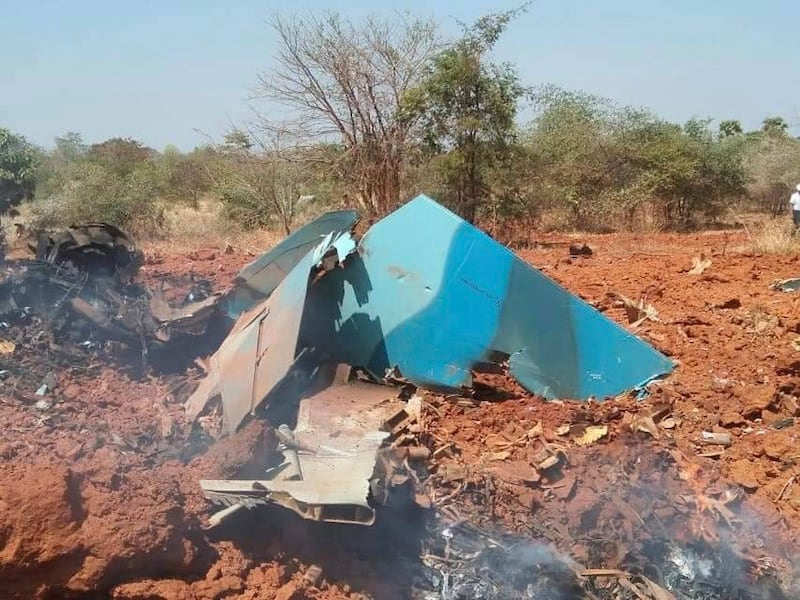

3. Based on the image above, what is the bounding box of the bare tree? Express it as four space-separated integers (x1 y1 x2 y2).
254 12 440 217
205 129 323 234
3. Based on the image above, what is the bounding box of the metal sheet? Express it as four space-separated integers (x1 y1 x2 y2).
224 209 359 318
201 375 407 525
185 230 358 433
303 195 674 400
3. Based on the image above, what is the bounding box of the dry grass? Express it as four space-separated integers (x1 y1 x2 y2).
142 199 282 255
743 218 800 254
8 197 283 257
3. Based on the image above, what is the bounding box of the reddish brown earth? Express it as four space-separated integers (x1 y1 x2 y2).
1 232 800 598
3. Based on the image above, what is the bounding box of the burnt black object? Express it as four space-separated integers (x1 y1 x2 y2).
35 223 143 281
569 243 593 258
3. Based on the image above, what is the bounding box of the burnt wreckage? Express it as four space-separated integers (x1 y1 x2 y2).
184 195 675 526
0 223 223 364
0 198 673 526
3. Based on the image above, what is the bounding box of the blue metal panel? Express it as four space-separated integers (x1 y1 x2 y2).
193 195 674 434
303 195 673 400
223 209 359 318
191 230 358 433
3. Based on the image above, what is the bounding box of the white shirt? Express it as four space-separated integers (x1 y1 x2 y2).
791 192 800 211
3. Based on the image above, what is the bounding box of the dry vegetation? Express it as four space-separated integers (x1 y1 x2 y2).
3 10 800 244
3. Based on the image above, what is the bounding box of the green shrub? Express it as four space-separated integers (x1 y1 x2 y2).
28 162 164 233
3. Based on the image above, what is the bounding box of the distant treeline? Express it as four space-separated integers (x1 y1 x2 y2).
2 8 799 238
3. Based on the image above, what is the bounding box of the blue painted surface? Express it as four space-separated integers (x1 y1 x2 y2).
303 195 674 400
223 209 359 319
205 194 675 433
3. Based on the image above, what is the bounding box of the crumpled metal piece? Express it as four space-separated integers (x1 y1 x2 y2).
186 195 674 526
771 278 800 292
303 196 674 400
1 222 222 353
35 222 143 280
201 364 420 526
189 196 674 433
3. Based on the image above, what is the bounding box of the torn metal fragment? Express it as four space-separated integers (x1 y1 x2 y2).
304 196 674 399
188 195 673 431
771 278 800 292
223 209 359 318
187 228 356 434
35 222 143 280
188 195 674 527
200 368 412 525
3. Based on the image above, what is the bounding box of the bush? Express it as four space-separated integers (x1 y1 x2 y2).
28 162 164 234
513 91 748 231
747 218 800 254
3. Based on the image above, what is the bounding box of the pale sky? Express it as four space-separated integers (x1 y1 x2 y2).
3 0 799 150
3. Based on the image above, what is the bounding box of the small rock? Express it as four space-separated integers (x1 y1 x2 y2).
191 249 217 261
494 460 541 486
716 298 742 310
538 455 561 471
763 433 792 460
34 399 51 411
719 411 745 428
274 581 299 600
728 459 763 490
66 444 84 461
62 383 82 401
569 244 593 257
780 393 800 416
553 474 577 500
739 385 776 418
710 377 732 393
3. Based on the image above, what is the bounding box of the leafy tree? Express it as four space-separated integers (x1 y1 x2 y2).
29 134 166 233
88 137 155 178
54 132 88 162
644 119 746 227
222 129 253 153
208 133 334 233
166 154 211 209
762 116 788 136
719 119 743 138
411 7 527 222
28 160 163 233
0 128 38 212
744 133 800 215
522 92 746 230
34 132 89 198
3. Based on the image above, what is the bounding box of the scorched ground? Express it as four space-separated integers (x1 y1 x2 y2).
0 230 798 599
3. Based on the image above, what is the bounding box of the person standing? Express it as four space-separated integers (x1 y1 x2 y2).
791 184 800 229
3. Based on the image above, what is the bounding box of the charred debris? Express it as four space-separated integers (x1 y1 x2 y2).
0 222 226 373
0 197 674 527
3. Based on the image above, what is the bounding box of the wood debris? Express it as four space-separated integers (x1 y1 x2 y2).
608 292 660 326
